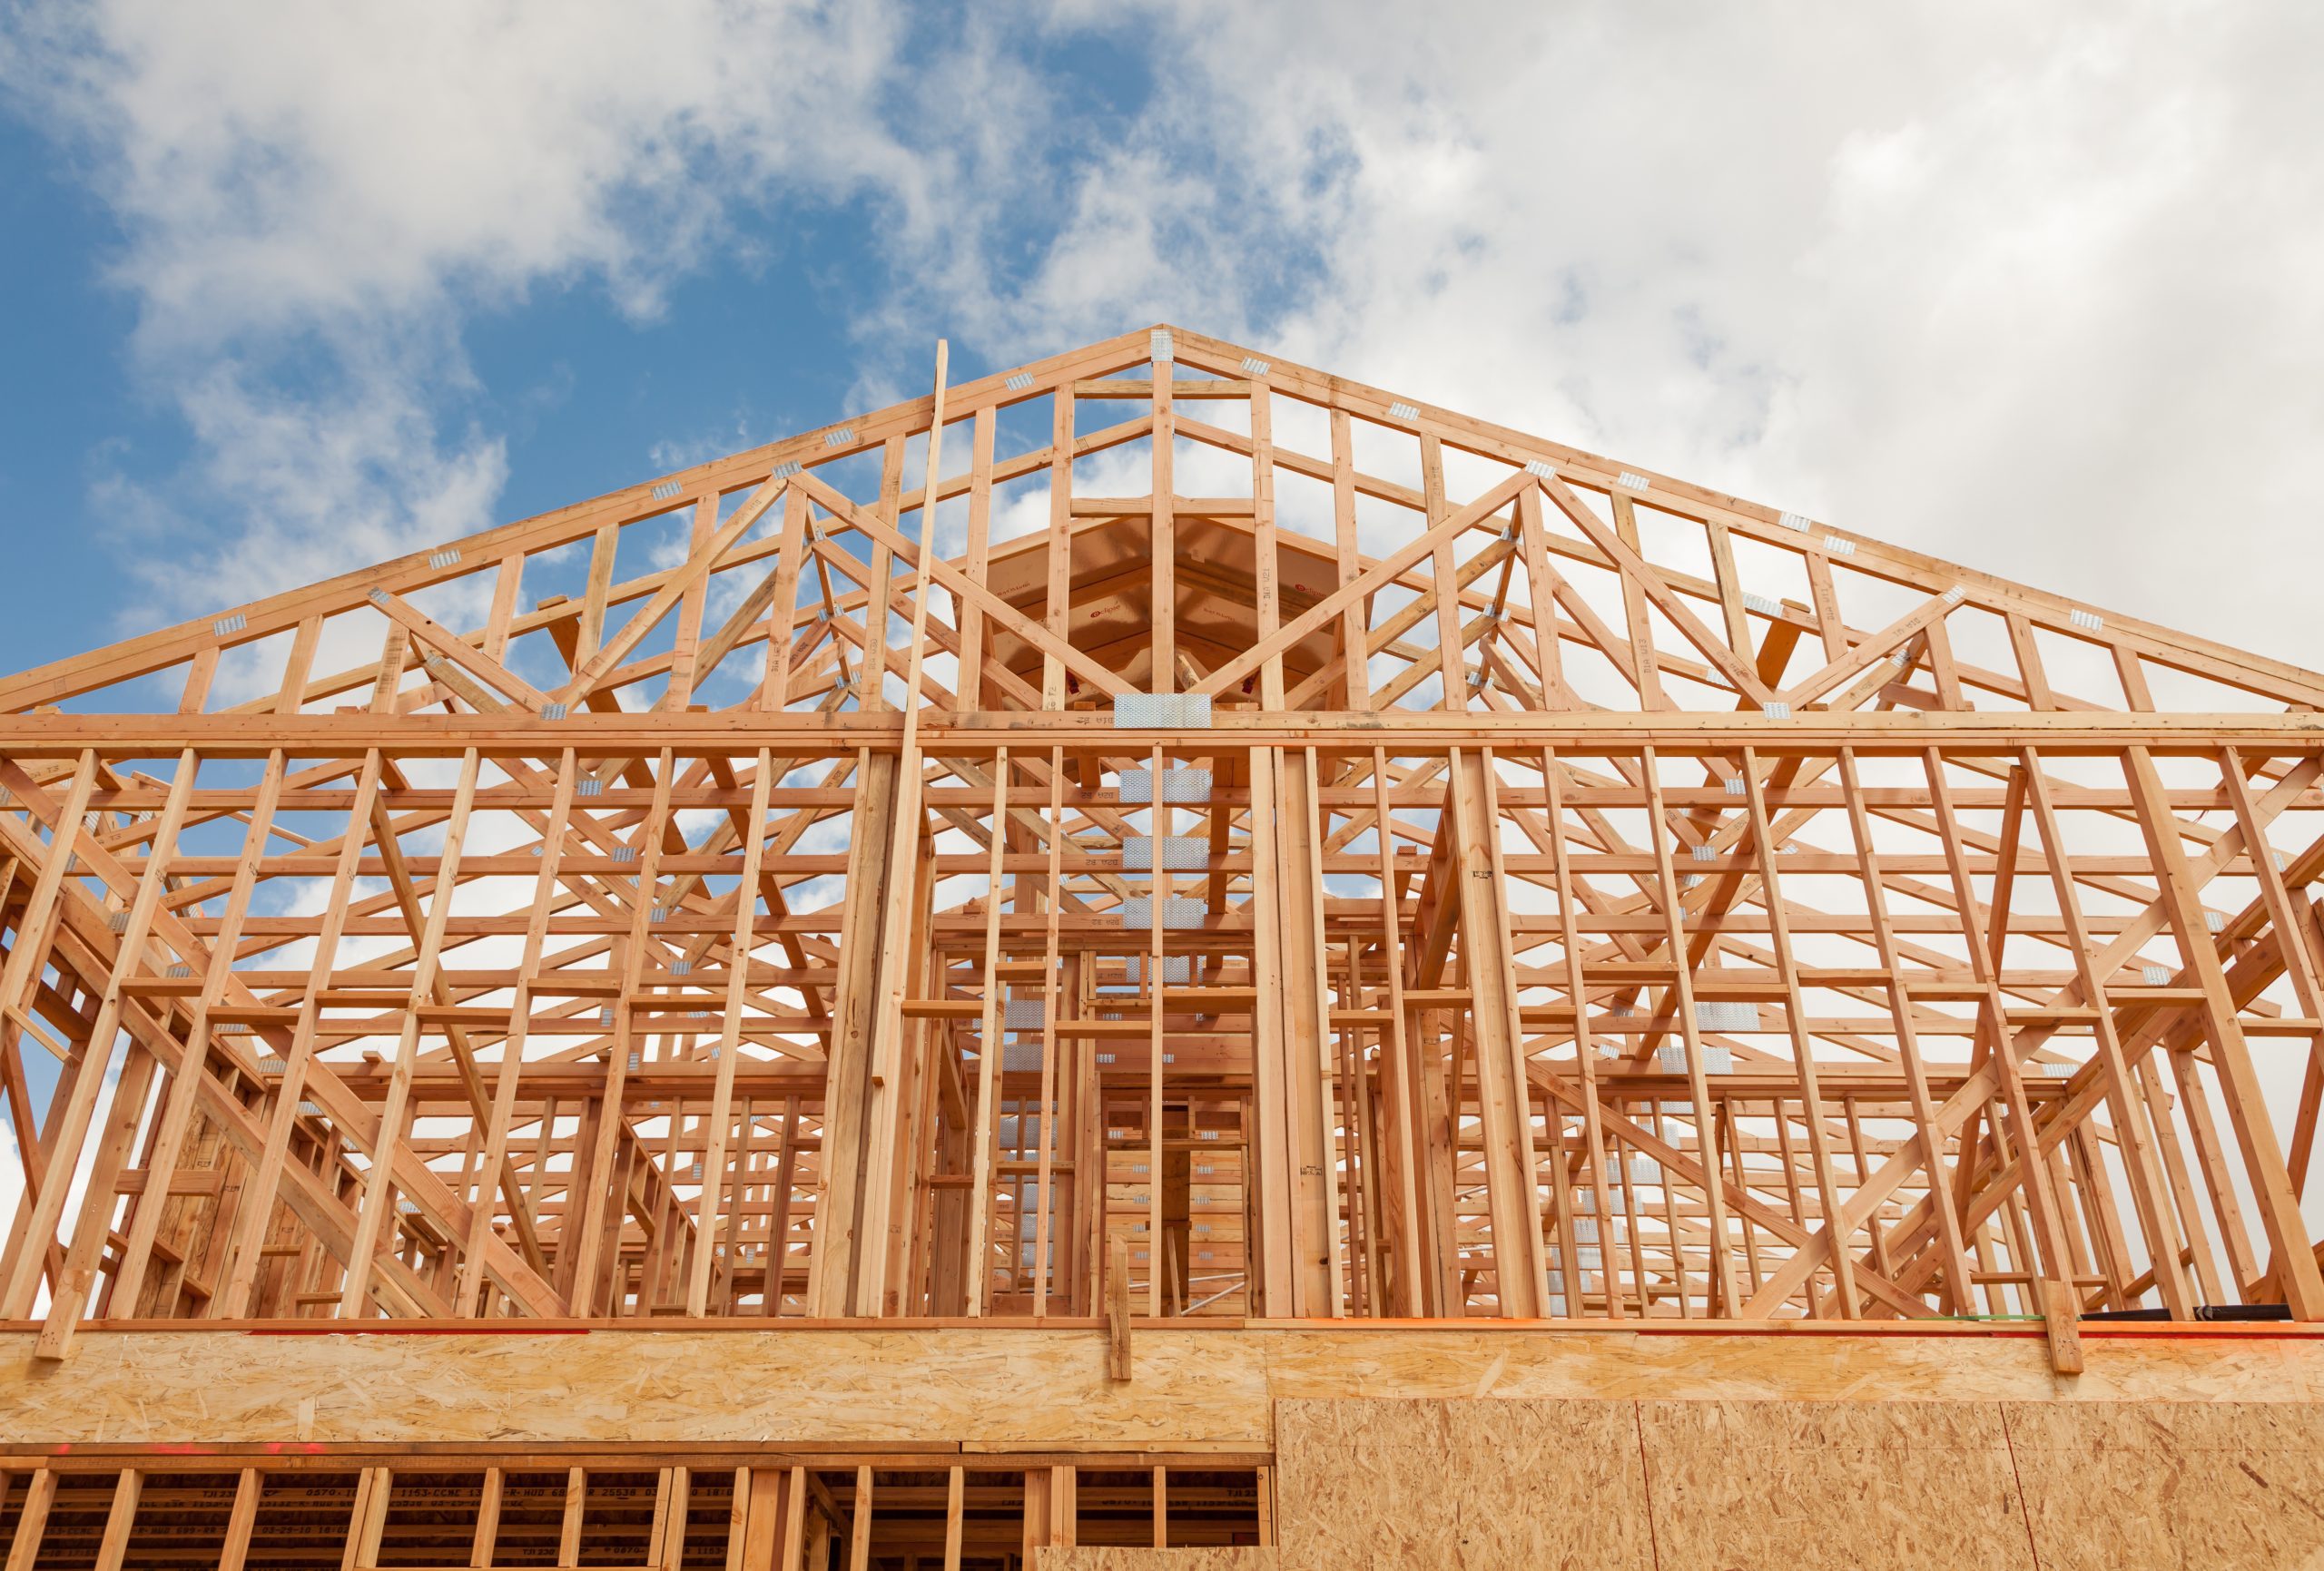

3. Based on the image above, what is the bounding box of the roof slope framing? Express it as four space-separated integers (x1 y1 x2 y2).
2 324 2321 1351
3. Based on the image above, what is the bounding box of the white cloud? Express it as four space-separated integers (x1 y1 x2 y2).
9 0 2321 666
27 1 925 339
972 0 2324 658
3 0 1034 624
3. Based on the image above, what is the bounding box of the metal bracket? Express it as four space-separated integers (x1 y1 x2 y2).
1114 693 1212 729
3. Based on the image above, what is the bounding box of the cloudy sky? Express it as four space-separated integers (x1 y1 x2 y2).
2 0 2319 677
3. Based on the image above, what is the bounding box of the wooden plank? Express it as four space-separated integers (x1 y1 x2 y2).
93 1468 142 1571
338 750 482 1314
14 1325 2324 1452
1036 1551 1275 1569
1274 1399 1650 1570
2126 747 2324 1317
2007 1401 2324 1570
1108 1232 1132 1381
1 1470 54 1571
1639 1400 2034 1570
0 321 2319 1364
687 750 774 1316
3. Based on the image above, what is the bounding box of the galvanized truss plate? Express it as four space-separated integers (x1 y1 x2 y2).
1119 766 1213 803
1125 834 1207 871
1659 1041 1738 1074
1114 692 1212 729
1122 895 1208 930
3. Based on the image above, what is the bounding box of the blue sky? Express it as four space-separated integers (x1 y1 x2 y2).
3 1 2320 682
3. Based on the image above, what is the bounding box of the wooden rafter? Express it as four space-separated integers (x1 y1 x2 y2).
0 321 2318 1380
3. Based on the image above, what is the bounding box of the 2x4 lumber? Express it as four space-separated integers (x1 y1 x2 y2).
29 751 201 1348
1147 741 1169 1315
338 749 482 1315
3 317 2309 722
1033 750 1067 1316
2126 746 2324 1317
1543 476 1775 709
1246 744 1296 1315
1637 751 1738 1314
2020 749 2195 1319
1737 747 1858 1317
550 476 787 710
454 751 575 1313
369 589 554 712
1151 329 1177 692
2221 748 2324 1193
8 711 2324 760
1041 385 1075 710
1192 470 1534 699
965 752 1009 1316
1108 1232 1132 1380
663 494 719 708
1916 751 2022 1312
5 324 2324 1336
803 748 894 1316
1445 750 1547 1318
0 751 100 1298
1543 749 1625 1318
216 748 387 1316
1368 750 1427 1314
686 748 774 1316
793 471 1131 701
860 390 966 1301
566 751 677 1313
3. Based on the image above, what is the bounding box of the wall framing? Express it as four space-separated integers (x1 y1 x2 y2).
5 324 2323 1565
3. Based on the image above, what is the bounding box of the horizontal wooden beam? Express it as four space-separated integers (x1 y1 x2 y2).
0 710 2318 758
2 1325 2319 1452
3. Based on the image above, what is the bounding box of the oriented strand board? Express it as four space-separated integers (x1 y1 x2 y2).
1636 1400 2035 1571
3 1327 2323 1450
1273 1399 1652 1571
2006 1401 2324 1570
1272 1399 1461 1569
1036 1552 1275 1571
1443 1399 1654 1571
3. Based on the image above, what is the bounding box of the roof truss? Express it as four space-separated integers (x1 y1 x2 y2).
2 325 2320 1356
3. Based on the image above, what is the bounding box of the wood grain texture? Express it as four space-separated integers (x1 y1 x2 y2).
5 319 2324 1566
2007 1401 2324 1570
5 1328 2324 1450
1274 1399 1651 1571
1639 1400 2035 1571
1037 1552 1276 1571
6 324 2324 1347
1273 1399 1460 1569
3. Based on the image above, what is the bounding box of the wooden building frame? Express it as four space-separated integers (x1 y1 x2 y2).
4 324 2323 1566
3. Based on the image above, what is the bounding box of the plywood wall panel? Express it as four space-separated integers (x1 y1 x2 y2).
1637 1399 2035 1571
1273 1399 1462 1570
1443 1399 1654 1571
2007 1400 2324 1571
1273 1399 1651 1571
5 1327 2324 1451
1036 1551 1277 1571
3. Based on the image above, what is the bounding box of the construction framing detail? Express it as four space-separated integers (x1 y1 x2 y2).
4 323 2324 1565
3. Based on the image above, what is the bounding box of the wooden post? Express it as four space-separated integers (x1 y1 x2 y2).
1108 1230 1133 1380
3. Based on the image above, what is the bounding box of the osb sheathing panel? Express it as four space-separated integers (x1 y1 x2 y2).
2007 1401 2324 1570
1273 1399 1457 1568
3 1328 2322 1448
1273 1399 1652 1571
1035 1551 1276 1571
1637 1399 2034 1571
